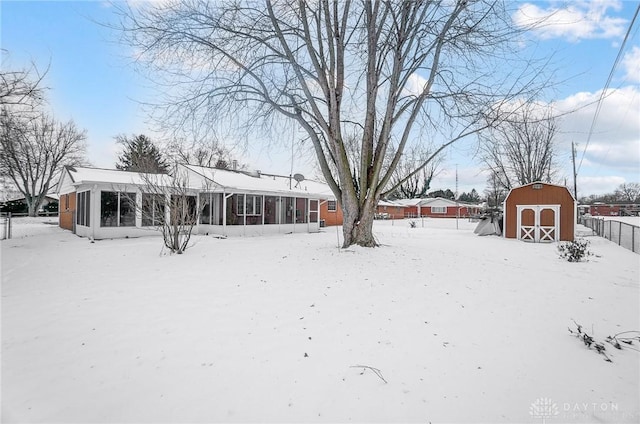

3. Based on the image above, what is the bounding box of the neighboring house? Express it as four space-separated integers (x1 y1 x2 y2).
0 194 59 214
503 182 576 242
395 197 482 218
582 203 640 217
375 200 406 219
57 164 339 239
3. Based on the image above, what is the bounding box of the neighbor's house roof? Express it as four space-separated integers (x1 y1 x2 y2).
378 200 407 208
182 164 335 199
394 197 481 207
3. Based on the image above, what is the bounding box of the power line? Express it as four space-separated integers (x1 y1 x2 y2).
577 3 640 174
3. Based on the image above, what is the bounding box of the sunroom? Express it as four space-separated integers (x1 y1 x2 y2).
183 164 328 236
57 165 332 239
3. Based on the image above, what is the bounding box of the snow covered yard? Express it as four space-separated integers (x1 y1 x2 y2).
2 218 639 423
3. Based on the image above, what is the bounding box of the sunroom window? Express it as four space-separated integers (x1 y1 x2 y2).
101 191 136 227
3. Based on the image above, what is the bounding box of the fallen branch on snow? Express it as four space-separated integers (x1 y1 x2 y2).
568 320 612 362
568 320 640 362
350 365 388 384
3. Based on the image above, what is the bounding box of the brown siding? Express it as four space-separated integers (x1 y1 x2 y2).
505 184 575 241
59 192 76 231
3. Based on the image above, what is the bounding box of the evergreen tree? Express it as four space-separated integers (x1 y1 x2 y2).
116 134 168 173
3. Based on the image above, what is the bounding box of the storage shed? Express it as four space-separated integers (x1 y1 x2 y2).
503 182 576 242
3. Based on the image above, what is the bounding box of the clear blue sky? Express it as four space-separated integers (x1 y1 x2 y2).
2 1 639 197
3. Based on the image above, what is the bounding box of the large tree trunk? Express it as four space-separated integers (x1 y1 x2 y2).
341 195 378 248
26 196 38 217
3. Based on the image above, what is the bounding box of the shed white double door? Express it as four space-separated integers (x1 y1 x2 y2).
516 205 560 242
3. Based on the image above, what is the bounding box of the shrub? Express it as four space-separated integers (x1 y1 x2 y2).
408 220 417 228
558 238 591 262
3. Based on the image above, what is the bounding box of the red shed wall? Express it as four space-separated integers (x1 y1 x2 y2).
59 192 76 231
505 184 575 241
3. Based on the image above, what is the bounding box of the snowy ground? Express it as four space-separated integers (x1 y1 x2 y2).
2 217 639 423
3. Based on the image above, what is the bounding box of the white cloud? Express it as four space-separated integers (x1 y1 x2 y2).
554 86 639 158
513 1 627 42
621 45 640 84
577 175 626 195
402 73 429 97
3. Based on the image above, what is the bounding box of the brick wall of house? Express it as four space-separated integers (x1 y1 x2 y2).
320 200 343 226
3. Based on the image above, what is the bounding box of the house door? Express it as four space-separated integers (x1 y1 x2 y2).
516 205 560 242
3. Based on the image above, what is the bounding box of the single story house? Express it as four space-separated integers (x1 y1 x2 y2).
579 203 640 217
57 164 339 239
375 200 407 219
394 197 482 218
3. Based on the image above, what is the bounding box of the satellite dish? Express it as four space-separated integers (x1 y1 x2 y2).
293 173 305 182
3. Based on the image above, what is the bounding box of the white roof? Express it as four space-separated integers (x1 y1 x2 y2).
378 200 406 207
63 166 170 187
394 197 481 207
57 165 335 199
394 198 424 206
182 164 335 199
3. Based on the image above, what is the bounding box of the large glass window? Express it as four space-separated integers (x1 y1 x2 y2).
232 194 263 225
101 191 136 227
170 195 197 225
431 206 447 214
76 191 90 227
100 191 118 227
200 193 212 224
264 196 279 224
120 193 136 226
282 197 294 224
142 193 165 226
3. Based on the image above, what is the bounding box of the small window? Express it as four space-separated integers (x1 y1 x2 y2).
533 183 543 190
327 200 337 211
431 206 446 214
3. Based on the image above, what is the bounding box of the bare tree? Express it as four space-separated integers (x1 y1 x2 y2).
614 182 640 203
136 170 200 254
0 111 87 216
117 0 546 247
484 170 507 209
0 55 48 110
387 146 442 200
479 102 558 190
164 137 244 170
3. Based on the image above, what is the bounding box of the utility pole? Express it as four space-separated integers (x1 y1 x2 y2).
571 141 578 200
455 164 459 230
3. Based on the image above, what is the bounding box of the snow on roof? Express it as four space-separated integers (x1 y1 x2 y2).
183 164 335 199
378 200 406 207
393 197 482 207
65 166 170 187
59 165 336 199
393 198 424 206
